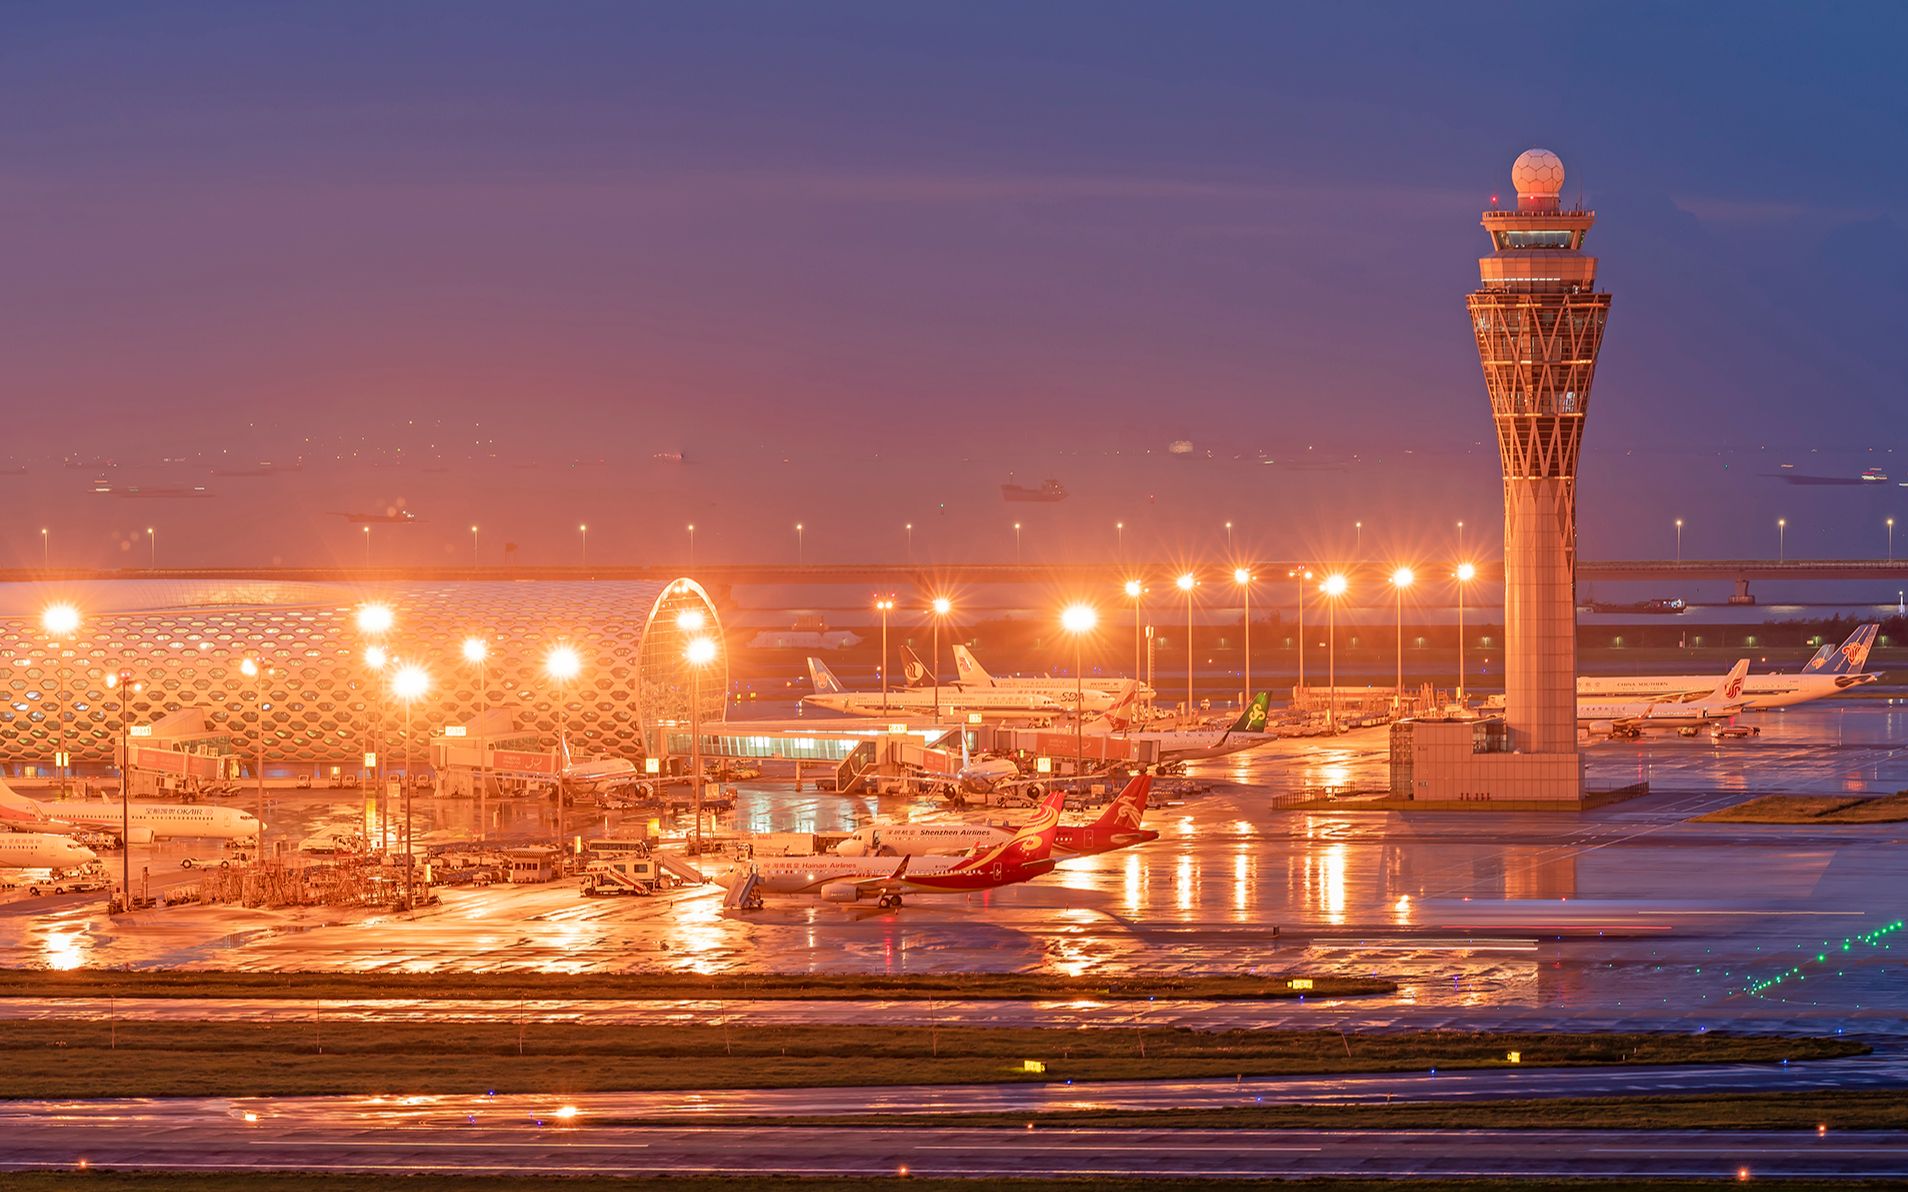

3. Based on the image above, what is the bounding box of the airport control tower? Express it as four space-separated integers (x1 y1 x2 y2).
1468 149 1610 763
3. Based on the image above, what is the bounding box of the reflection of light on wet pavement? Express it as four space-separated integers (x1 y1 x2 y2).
40 927 88 970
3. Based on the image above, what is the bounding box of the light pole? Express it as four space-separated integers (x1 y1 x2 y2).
470 525 479 567
462 637 489 841
1288 568 1313 693
904 523 913 562
1013 522 1022 564
1390 567 1414 713
239 658 266 857
1224 521 1233 554
1061 604 1097 776
392 663 429 909
685 636 717 854
1124 579 1143 731
1233 567 1253 708
1354 521 1363 557
1888 517 1896 564
41 528 49 569
1115 522 1125 556
929 597 951 723
1321 574 1347 732
1778 517 1787 562
147 527 155 568
545 644 582 862
1176 573 1195 722
1455 562 1476 704
579 524 588 567
687 523 696 568
1675 518 1683 563
106 668 131 911
41 604 79 794
875 597 895 713
356 602 394 851
795 523 805 564
362 525 372 566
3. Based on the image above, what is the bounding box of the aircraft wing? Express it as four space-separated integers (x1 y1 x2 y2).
849 855 911 898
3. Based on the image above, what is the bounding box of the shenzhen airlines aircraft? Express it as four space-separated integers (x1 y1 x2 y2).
714 790 1065 908
803 658 1061 720
948 644 1151 712
0 831 98 870
1579 659 1750 735
0 780 259 843
1577 625 1880 710
836 773 1158 858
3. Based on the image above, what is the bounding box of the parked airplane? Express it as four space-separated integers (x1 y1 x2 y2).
332 509 418 524
948 644 1152 711
0 781 259 843
1579 659 1750 735
0 830 99 870
804 658 1063 720
1577 625 1879 710
714 790 1065 908
1083 690 1280 762
836 773 1157 858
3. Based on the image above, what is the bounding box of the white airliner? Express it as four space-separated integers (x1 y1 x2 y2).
1579 659 1750 735
0 781 259 843
1082 690 1280 762
0 830 99 870
804 658 1062 720
713 789 1066 909
940 645 1150 713
1577 625 1881 711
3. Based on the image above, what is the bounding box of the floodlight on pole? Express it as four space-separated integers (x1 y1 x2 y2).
1455 562 1477 703
42 603 80 794
356 604 394 636
1321 574 1348 732
1233 567 1253 709
1390 567 1415 711
1061 604 1097 774
1176 573 1195 722
929 596 952 722
685 635 717 853
392 663 429 909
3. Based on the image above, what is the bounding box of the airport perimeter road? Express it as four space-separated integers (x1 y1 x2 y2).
2 1103 1904 1181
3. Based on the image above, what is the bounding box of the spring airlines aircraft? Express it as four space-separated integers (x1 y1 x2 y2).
836 773 1158 858
713 789 1065 908
1082 690 1280 763
1577 625 1880 710
0 779 259 843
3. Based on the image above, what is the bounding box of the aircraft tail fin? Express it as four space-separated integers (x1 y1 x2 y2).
1799 642 1837 674
1226 692 1271 735
1087 680 1141 733
1821 624 1879 675
951 644 994 686
900 645 934 687
806 657 846 695
1092 773 1151 830
1711 659 1750 704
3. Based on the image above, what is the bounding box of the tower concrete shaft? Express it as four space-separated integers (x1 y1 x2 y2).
1466 150 1610 757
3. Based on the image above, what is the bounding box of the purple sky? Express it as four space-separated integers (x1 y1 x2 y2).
3 3 1904 570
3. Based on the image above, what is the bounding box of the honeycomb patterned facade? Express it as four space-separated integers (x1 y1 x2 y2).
0 579 726 767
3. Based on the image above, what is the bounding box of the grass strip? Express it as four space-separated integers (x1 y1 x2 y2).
0 1019 1864 1099
0 969 1388 1002
2 1173 1905 1190
646 1088 1908 1132
1698 793 1908 824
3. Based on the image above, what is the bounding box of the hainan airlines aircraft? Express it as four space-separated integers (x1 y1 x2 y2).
713 789 1065 908
1579 659 1750 735
0 830 99 870
803 658 1062 720
835 773 1158 858
1576 625 1880 711
0 780 259 843
1082 690 1280 763
947 644 1151 712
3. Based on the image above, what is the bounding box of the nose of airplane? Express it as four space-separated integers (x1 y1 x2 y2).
834 836 867 857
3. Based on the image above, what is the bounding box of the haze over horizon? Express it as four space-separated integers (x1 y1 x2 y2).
4 3 1904 571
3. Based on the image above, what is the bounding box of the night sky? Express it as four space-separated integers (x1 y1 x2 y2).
4 2 1904 570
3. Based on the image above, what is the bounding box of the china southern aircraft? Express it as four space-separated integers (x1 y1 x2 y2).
1577 625 1879 710
804 658 1062 720
0 780 259 843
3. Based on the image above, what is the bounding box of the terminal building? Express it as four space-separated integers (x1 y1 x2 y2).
0 578 725 770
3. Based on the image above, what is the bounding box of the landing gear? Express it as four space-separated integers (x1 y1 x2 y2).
876 894 904 909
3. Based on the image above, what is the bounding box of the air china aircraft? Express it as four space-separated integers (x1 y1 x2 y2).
0 780 259 843
1576 625 1880 710
803 657 1062 720
835 773 1158 858
712 789 1065 909
1579 659 1750 736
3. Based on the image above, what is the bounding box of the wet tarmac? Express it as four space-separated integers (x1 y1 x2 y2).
1 703 1903 1039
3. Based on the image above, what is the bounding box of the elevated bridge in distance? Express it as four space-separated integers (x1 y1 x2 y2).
1 560 1903 603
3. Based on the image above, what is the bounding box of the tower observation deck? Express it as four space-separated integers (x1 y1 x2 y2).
1468 148 1611 768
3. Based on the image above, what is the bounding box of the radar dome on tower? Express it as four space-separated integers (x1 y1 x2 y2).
1512 148 1565 210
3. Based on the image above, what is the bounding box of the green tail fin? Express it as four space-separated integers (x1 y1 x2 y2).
1229 692 1270 733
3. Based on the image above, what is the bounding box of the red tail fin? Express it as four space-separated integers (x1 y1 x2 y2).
1092 773 1150 831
